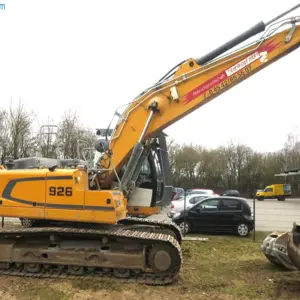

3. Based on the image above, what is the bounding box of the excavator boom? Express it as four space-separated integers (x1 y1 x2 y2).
100 11 300 194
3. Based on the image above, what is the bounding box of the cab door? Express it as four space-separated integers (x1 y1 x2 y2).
45 170 85 212
263 187 273 199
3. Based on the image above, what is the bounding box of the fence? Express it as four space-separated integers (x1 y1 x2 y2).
250 198 300 233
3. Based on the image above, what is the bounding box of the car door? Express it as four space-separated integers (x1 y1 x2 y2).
218 198 243 231
188 198 221 232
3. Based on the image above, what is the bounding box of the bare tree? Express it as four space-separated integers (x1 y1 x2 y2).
57 110 96 160
0 109 9 163
4 100 36 159
220 142 237 189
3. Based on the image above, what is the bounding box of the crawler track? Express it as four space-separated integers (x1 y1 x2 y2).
118 217 183 245
0 226 182 285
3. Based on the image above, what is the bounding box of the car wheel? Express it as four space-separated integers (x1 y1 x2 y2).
236 223 249 237
167 212 173 218
179 221 190 234
277 196 285 201
20 218 35 228
257 196 264 201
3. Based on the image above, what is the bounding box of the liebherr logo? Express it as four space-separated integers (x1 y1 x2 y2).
259 51 268 63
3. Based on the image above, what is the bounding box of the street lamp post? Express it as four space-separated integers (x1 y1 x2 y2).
183 160 187 236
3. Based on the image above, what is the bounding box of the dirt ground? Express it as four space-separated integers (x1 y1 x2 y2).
0 231 300 300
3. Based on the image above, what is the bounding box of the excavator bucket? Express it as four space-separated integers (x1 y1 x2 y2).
261 231 298 270
286 222 300 270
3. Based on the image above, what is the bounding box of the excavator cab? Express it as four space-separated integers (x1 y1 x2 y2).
94 129 173 217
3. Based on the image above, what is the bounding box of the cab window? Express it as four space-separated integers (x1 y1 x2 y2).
264 187 273 192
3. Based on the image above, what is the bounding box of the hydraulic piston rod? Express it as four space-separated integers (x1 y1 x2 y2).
138 110 155 143
196 4 300 65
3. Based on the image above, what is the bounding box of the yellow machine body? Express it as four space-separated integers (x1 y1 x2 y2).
0 168 127 224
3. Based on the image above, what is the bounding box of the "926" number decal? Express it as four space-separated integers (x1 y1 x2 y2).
49 186 72 196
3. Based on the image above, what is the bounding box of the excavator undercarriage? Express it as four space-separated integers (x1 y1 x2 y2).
0 218 182 285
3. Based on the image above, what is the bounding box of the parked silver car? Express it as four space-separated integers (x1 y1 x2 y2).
173 188 218 201
168 194 216 218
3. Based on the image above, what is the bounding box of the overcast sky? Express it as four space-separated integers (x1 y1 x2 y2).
0 0 300 153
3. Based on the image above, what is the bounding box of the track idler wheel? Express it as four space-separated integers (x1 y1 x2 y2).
148 244 180 274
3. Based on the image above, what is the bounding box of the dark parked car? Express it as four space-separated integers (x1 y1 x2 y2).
222 189 240 197
172 196 253 237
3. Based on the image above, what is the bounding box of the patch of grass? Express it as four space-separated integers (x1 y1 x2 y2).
17 283 68 300
178 231 300 300
2 231 300 300
72 277 123 292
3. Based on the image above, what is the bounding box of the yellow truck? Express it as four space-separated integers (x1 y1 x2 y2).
256 184 291 201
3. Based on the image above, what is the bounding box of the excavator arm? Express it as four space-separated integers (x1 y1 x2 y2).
97 7 300 198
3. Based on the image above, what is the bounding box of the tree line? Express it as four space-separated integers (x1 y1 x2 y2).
0 101 96 164
1 101 300 196
168 134 300 196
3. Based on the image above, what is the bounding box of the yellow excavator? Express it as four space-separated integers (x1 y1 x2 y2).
0 3 300 285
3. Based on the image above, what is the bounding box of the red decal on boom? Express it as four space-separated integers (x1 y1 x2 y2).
259 39 281 53
182 39 280 105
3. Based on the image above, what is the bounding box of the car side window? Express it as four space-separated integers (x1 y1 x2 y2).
264 188 273 192
220 199 242 211
189 197 196 204
189 196 203 204
198 199 220 212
